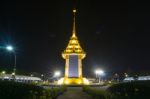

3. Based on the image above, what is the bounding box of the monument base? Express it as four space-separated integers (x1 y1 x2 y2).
57 77 89 85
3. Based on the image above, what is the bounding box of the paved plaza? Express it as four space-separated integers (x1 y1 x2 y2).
57 87 93 99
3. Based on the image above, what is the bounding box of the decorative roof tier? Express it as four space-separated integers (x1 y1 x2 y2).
62 9 86 59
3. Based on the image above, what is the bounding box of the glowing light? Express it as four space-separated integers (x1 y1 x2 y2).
6 45 13 51
68 46 73 48
67 49 72 52
124 73 128 77
1 71 6 74
75 46 79 48
65 79 69 84
95 69 104 75
77 80 82 84
77 49 81 52
41 74 44 77
71 40 77 43
54 71 61 77
125 74 128 77
12 72 15 75
57 78 64 85
73 9 76 13
83 78 90 85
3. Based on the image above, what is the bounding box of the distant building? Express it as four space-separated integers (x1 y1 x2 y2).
138 76 150 80
123 77 134 82
0 74 42 83
123 76 150 82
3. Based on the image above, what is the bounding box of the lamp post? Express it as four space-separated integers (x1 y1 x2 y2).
54 71 61 81
0 45 16 79
95 69 104 84
6 45 16 79
1 71 6 80
124 73 128 78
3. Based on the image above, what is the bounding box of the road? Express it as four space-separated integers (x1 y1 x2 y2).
57 87 93 99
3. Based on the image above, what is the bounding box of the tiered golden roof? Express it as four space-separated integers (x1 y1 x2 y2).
62 9 86 59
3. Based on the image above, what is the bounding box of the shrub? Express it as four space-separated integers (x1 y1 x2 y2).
83 81 150 99
108 81 150 99
0 81 66 99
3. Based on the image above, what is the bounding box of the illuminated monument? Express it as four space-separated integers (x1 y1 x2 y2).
58 9 89 85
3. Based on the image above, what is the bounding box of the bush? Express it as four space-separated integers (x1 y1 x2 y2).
0 81 66 99
83 81 150 99
108 81 150 99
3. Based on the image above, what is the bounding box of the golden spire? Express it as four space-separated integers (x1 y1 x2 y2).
62 9 86 59
72 9 76 37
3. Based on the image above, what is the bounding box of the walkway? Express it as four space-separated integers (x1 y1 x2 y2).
57 87 93 99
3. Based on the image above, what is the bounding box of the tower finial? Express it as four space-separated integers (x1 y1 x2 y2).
72 9 76 37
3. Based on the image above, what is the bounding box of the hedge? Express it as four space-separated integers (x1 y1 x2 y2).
0 81 66 99
108 81 150 99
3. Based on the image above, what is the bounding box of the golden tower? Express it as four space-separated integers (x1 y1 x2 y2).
60 9 89 85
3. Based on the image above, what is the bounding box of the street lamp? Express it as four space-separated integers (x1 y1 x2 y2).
54 71 60 79
54 71 61 83
124 73 128 77
12 72 15 75
41 74 44 77
1 71 6 75
41 74 44 80
95 69 104 84
30 74 33 77
54 71 61 77
6 46 13 51
6 45 16 78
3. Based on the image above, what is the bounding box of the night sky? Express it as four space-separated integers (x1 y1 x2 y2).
0 0 150 77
